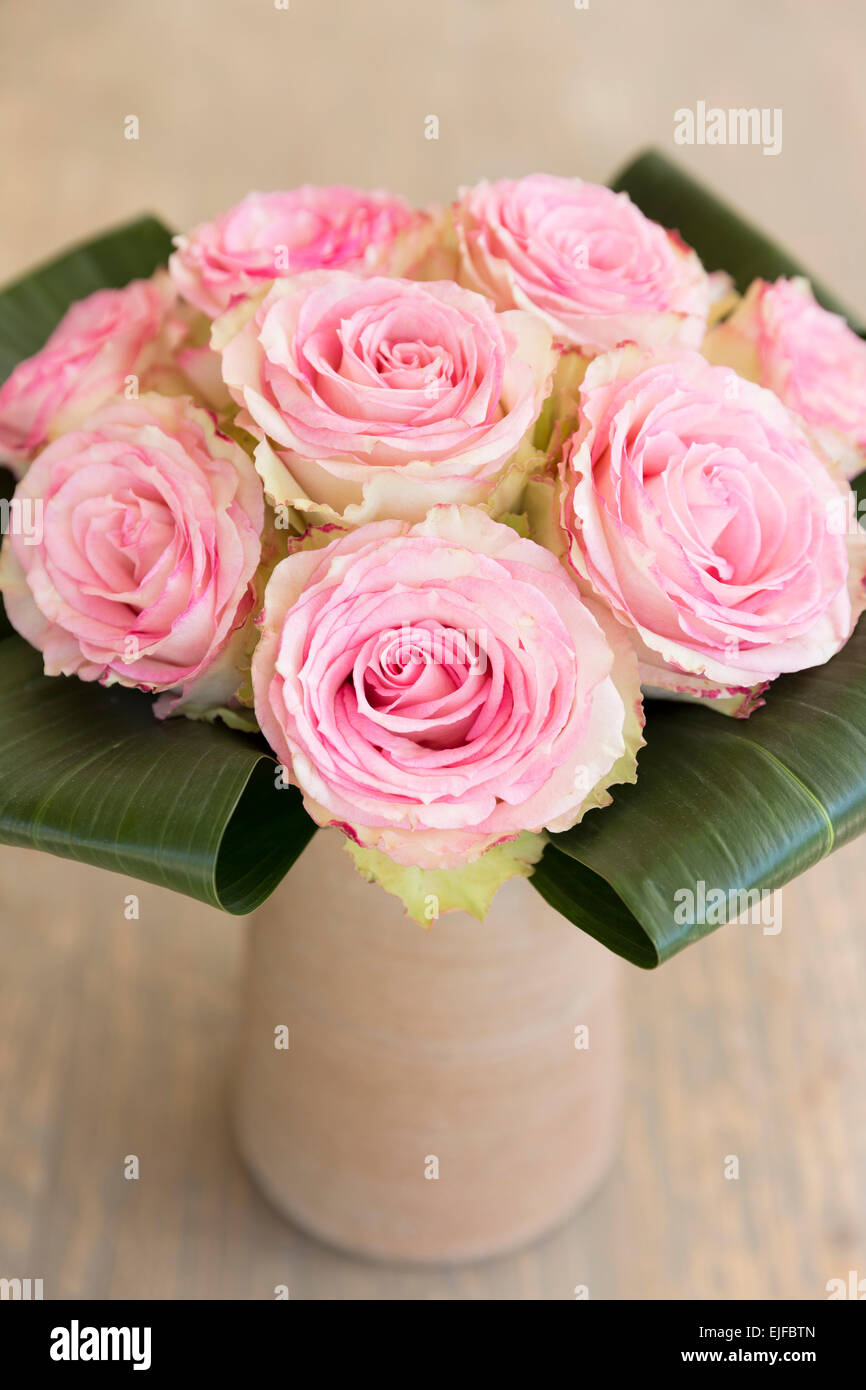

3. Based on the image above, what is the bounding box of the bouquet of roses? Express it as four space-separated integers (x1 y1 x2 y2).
1 155 865 962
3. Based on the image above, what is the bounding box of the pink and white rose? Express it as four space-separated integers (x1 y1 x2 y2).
252 505 643 868
704 277 866 479
216 270 554 526
0 393 264 716
170 186 429 319
0 273 184 475
453 174 711 356
560 349 866 713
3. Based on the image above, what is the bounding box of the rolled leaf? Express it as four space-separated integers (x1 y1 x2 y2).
1 177 864 949
0 215 317 909
534 155 866 965
0 638 314 913
536 626 866 967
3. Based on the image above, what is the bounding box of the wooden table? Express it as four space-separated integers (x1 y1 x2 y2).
1 837 863 1300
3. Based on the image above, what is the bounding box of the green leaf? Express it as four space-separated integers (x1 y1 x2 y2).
0 638 314 913
530 153 866 965
534 641 865 967
612 150 866 334
0 212 317 910
0 216 176 384
2 175 865 941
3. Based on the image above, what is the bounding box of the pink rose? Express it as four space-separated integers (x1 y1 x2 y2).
453 174 711 356
704 277 866 479
0 393 264 716
252 505 643 869
216 270 554 526
0 273 184 475
560 349 866 713
170 186 429 319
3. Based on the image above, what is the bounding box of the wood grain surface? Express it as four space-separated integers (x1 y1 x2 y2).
1 837 863 1300
1 0 865 1301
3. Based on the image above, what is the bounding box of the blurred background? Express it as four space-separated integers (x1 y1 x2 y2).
1 0 864 1299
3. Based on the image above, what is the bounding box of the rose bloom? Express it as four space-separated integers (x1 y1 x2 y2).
704 277 866 479
0 393 264 716
0 273 184 475
252 505 643 868
560 349 866 714
216 270 554 526
170 186 430 319
453 174 711 356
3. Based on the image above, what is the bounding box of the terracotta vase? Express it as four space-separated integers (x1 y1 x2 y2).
232 829 623 1264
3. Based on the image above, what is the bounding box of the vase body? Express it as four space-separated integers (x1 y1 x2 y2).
233 830 623 1263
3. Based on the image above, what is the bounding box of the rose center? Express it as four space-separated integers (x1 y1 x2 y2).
374 338 454 392
78 490 176 595
358 624 490 750
645 447 761 585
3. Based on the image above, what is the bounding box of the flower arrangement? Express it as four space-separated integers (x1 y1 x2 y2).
1 153 864 964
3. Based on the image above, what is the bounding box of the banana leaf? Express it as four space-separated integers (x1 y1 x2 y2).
536 153 866 965
0 162 864 955
0 217 316 912
0 637 314 913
